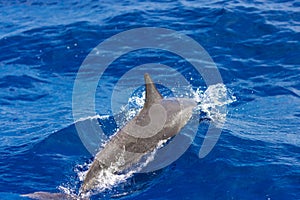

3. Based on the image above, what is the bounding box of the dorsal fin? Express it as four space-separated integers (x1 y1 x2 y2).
144 73 163 107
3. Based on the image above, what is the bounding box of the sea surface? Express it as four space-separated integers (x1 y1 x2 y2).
0 0 300 199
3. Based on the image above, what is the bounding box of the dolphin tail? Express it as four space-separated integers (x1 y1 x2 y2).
21 191 89 200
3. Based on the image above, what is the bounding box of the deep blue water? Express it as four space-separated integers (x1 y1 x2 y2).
1 0 300 199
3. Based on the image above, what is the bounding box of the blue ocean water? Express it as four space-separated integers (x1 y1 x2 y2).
0 0 300 199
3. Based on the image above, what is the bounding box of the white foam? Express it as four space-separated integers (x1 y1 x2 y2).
74 114 110 123
192 83 236 127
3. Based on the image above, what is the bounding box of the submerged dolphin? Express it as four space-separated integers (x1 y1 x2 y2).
23 73 197 199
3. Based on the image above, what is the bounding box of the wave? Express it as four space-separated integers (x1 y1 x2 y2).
0 0 299 199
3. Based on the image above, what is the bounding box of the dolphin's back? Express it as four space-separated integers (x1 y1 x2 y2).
80 74 196 194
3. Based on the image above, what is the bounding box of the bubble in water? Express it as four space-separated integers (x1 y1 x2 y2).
193 83 236 127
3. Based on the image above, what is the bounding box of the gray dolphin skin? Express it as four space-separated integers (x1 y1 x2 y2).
23 73 197 199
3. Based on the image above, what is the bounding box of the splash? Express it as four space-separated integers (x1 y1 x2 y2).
193 83 236 127
117 91 145 127
122 83 236 128
57 185 77 197
59 140 164 198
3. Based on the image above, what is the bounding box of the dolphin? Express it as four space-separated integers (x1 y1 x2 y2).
79 73 197 194
23 73 197 199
